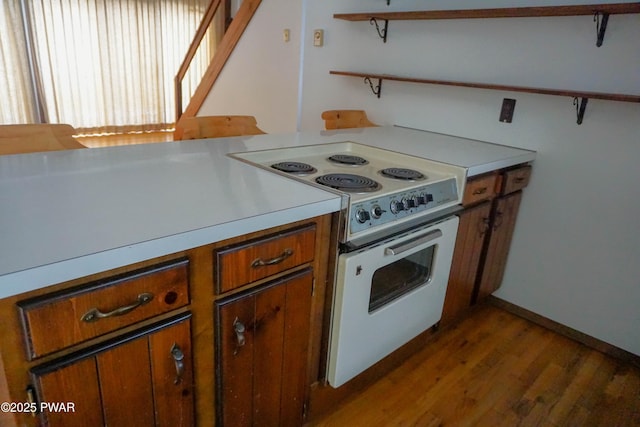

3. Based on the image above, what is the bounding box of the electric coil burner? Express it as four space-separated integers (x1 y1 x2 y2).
328 154 368 166
379 168 426 181
271 161 317 175
315 173 382 193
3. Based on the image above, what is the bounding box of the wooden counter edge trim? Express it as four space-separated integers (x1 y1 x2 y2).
487 296 640 369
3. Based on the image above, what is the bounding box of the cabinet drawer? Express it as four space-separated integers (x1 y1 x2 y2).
501 165 532 195
215 224 316 294
462 173 498 206
18 258 189 359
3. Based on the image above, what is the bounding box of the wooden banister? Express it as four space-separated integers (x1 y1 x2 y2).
176 0 263 123
175 0 222 121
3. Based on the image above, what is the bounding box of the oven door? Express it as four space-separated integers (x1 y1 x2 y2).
327 215 459 388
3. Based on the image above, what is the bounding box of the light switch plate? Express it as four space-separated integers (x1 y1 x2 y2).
313 29 324 46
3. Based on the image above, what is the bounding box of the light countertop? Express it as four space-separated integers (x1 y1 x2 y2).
0 126 535 298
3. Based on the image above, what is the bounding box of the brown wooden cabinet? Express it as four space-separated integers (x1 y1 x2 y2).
441 201 492 323
443 164 531 321
0 213 334 427
30 314 193 427
473 164 531 303
475 191 523 301
0 257 194 427
215 269 313 426
212 220 328 426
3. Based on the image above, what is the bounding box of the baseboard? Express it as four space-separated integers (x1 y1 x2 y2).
487 296 640 369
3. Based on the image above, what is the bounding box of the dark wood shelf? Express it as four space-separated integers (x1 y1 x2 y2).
335 3 640 45
334 3 640 21
330 70 640 124
330 71 640 103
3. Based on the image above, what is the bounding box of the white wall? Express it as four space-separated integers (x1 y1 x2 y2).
198 0 302 133
197 0 640 356
300 0 640 355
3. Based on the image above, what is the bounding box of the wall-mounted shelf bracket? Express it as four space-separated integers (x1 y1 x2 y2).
369 18 388 43
573 97 589 124
364 76 382 98
594 12 610 46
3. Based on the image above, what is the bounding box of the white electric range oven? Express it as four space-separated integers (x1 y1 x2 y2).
231 141 466 387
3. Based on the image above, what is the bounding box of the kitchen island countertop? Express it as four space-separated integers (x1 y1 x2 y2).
0 126 535 298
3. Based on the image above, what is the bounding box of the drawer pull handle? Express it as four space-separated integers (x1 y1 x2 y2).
81 292 154 322
233 317 246 355
251 248 293 268
478 217 490 236
170 343 185 384
514 177 526 183
472 187 488 195
26 386 37 417
493 211 504 230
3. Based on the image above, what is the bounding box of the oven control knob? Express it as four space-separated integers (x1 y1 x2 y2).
390 200 403 214
355 209 370 223
418 193 434 205
411 196 420 207
371 205 385 219
402 198 412 210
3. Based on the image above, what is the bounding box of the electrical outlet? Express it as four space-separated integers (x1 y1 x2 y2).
499 98 516 123
283 29 290 42
313 29 324 47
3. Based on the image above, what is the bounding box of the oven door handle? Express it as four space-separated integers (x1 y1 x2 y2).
384 229 443 256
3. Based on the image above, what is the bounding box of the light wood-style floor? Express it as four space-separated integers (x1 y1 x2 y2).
309 304 640 426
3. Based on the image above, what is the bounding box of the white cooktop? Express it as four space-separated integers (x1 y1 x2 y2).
231 141 467 203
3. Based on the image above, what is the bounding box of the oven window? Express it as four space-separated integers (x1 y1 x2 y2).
369 245 436 313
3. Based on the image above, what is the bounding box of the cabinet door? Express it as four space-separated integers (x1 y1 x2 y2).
31 315 193 427
441 201 491 323
216 268 313 427
476 191 523 300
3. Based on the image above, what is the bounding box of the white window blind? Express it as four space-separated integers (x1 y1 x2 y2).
0 1 38 124
1 0 215 134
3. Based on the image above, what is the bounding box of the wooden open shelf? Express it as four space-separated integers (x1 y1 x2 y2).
334 3 640 21
335 3 640 45
330 70 640 124
330 71 640 103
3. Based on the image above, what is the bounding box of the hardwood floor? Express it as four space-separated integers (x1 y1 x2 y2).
308 304 640 426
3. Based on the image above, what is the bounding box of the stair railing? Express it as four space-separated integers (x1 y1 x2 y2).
175 0 224 122
175 0 263 123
